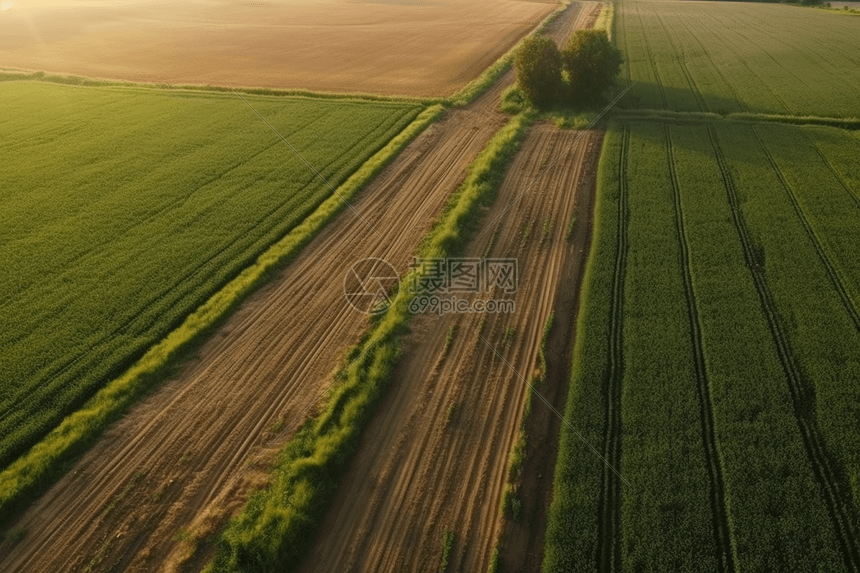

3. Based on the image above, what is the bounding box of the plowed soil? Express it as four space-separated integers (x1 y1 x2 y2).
295 125 602 573
0 0 554 96
0 3 600 572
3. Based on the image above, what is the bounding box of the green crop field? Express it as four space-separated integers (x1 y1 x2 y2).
615 0 860 117
544 120 860 572
0 81 421 475
544 0 860 571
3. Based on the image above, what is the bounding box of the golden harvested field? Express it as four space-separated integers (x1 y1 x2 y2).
0 0 555 95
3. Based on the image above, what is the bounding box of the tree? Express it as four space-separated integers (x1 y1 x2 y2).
563 29 623 105
514 34 563 109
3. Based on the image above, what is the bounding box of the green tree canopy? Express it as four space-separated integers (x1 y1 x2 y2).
563 29 623 105
514 34 563 109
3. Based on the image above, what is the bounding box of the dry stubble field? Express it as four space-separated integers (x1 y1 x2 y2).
0 0 555 95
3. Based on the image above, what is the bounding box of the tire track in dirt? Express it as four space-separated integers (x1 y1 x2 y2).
295 121 602 573
709 126 860 573
495 133 603 573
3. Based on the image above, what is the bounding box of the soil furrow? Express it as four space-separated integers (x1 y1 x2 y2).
295 123 601 573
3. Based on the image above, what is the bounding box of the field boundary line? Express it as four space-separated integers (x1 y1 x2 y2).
751 126 860 333
0 69 437 105
709 125 860 572
611 108 860 130
665 125 736 572
0 104 445 525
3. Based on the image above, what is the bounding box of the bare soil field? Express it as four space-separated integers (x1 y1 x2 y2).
0 0 555 96
297 125 602 573
0 3 599 571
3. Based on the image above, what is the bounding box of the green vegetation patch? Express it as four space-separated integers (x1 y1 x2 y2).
543 119 860 572
0 81 437 520
616 0 860 117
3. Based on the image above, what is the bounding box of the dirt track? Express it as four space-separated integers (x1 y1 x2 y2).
0 0 553 96
0 3 599 571
295 125 602 573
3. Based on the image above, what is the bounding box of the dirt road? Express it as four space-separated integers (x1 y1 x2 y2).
0 3 599 572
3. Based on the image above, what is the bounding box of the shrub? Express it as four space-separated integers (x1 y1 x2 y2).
562 29 623 105
515 34 563 109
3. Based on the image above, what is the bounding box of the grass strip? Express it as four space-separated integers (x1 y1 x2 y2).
594 1 615 37
613 108 860 129
206 111 535 572
439 529 455 573
0 104 445 525
0 69 435 105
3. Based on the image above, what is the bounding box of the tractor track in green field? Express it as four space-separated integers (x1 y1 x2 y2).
597 125 629 573
751 126 860 334
618 7 632 83
696 21 793 117
709 125 860 573
676 13 750 113
799 130 860 217
651 9 707 113
665 125 736 573
634 3 668 110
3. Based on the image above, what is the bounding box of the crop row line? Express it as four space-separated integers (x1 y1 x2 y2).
597 124 629 573
751 126 860 334
664 125 736 573
708 125 860 573
689 13 794 116
675 12 750 113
